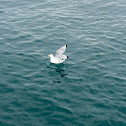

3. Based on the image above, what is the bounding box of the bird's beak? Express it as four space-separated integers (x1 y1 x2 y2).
48 55 50 57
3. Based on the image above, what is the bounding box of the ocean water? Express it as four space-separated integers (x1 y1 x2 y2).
0 0 126 125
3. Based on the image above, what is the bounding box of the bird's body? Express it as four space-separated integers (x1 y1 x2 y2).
48 45 68 64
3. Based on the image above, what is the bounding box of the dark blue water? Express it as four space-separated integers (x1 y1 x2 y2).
0 0 126 125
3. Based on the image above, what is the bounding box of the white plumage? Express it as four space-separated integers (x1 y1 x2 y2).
48 45 68 64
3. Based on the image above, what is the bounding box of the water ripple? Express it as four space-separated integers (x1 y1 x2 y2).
0 0 126 126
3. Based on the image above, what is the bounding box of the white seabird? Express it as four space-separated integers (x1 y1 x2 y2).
48 45 69 64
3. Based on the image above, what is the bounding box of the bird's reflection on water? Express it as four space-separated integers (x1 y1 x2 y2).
48 63 68 83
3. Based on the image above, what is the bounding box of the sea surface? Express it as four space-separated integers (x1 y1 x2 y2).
0 0 126 126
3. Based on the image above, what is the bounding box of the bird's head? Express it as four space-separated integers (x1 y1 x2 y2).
48 54 53 58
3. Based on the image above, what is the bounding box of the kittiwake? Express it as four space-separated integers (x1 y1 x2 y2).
48 45 69 64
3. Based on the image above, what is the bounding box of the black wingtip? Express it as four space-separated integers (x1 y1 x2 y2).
67 56 69 58
66 45 67 47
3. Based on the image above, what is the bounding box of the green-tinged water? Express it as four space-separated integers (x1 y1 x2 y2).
0 0 126 125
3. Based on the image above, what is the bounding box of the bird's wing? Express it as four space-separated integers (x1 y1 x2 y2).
56 45 67 56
